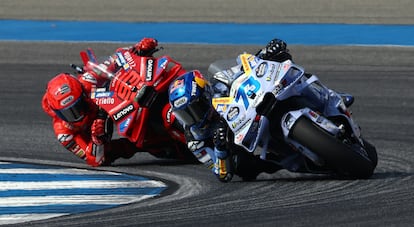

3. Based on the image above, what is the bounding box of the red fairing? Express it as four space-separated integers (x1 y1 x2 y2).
162 103 186 144
91 48 188 149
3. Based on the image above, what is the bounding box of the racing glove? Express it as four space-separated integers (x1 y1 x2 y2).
213 125 227 150
134 38 158 56
91 109 111 146
266 38 287 55
258 38 292 62
91 118 109 145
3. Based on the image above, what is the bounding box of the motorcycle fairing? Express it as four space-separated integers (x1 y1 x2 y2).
207 52 375 176
294 75 363 143
212 53 363 155
89 51 185 147
212 54 301 153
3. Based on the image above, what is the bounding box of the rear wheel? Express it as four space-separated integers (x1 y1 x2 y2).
289 117 375 179
362 138 378 169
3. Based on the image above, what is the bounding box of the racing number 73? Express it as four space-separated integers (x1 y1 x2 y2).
235 76 261 110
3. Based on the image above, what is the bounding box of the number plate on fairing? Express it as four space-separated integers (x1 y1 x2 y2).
212 54 279 151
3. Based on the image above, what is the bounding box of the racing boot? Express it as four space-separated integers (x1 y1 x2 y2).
214 148 234 183
234 151 281 181
102 138 139 165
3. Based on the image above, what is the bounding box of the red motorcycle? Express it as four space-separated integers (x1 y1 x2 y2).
72 47 195 161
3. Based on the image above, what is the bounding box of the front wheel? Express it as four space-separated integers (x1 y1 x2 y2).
289 117 376 179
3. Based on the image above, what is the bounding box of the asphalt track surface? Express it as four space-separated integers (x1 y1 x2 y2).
1 1 414 226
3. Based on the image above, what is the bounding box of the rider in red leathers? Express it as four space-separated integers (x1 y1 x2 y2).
42 38 188 167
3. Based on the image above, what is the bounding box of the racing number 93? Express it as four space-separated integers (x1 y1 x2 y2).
235 76 260 110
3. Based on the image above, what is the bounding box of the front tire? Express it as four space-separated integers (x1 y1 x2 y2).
289 117 375 179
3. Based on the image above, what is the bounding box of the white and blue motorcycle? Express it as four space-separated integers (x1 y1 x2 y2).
208 53 377 179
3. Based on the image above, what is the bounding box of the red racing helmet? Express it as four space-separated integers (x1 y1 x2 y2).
45 73 89 122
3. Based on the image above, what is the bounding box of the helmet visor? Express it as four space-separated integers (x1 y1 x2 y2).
54 96 88 122
174 97 211 127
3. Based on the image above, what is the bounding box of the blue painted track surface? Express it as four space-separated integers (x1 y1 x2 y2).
0 161 166 224
1 19 414 46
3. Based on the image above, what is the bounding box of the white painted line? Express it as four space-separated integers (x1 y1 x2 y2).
0 180 166 190
1 194 156 206
0 168 123 175
0 214 68 225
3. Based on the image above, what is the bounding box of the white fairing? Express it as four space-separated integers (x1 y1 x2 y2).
210 53 363 161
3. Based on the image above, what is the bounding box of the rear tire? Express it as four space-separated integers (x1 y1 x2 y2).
290 117 375 179
362 138 378 169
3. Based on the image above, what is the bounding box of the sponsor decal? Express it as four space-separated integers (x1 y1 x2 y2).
266 64 276 81
81 72 97 84
55 84 70 96
74 148 86 158
272 83 284 96
255 62 267 77
95 97 115 105
158 57 168 68
212 97 233 106
227 107 239 121
191 81 197 96
165 106 173 124
308 110 324 124
235 133 245 143
123 51 136 71
236 76 260 109
308 110 319 119
157 57 168 74
122 63 130 71
173 96 188 108
234 119 252 135
93 91 114 98
146 59 154 81
247 55 259 67
231 114 246 129
63 140 75 150
113 104 134 121
60 95 74 106
213 71 230 85
69 144 85 158
116 52 126 64
124 51 136 66
170 79 184 92
188 140 205 152
215 103 228 113
119 116 132 133
241 55 251 73
193 147 213 167
115 51 132 71
115 58 122 67
57 134 73 142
